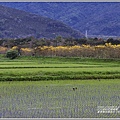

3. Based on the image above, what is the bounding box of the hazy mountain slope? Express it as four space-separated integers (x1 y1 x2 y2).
0 5 83 39
0 2 119 36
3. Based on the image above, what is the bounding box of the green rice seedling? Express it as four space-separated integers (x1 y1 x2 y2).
0 57 120 118
0 80 120 118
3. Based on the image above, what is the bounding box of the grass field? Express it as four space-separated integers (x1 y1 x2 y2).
0 56 120 81
0 56 120 118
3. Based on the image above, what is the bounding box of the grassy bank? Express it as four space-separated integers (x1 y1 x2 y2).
0 56 120 81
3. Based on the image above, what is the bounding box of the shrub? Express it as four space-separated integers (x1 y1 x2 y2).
6 50 18 59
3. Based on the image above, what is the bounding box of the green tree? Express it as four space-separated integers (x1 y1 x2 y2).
6 50 18 59
54 36 63 46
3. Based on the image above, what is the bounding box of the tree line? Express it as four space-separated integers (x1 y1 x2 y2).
0 36 120 48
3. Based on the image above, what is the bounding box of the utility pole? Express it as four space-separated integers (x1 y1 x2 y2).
85 30 88 39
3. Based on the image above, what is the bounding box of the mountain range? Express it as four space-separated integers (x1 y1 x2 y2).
0 5 83 39
0 2 119 37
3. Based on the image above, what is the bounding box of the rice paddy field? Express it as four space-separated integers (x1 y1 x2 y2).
0 56 120 118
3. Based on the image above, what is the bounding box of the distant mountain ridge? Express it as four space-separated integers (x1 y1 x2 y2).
0 2 119 37
0 5 83 39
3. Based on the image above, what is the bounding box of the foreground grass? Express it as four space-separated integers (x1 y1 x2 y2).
0 56 120 118
0 80 120 118
0 56 120 81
